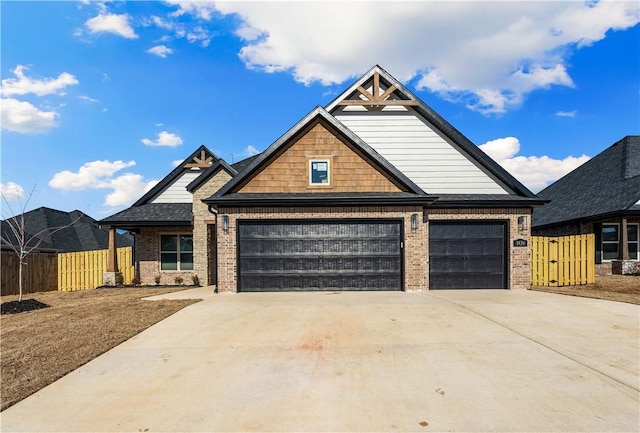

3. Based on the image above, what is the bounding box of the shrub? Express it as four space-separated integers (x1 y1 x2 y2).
191 274 200 286
130 277 142 286
154 275 161 286
174 276 184 285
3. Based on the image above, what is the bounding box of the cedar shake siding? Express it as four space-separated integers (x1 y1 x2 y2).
238 123 404 194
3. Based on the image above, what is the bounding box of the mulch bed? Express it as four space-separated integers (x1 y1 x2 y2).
1 299 50 315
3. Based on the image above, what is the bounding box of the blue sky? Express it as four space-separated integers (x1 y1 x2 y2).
1 1 639 218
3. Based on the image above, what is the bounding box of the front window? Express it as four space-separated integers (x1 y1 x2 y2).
602 224 639 260
160 234 193 271
309 159 330 185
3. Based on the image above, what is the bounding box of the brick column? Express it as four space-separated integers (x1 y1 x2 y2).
104 226 122 286
618 217 629 260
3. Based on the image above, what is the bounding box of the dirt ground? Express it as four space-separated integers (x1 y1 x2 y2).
530 274 640 304
0 287 199 411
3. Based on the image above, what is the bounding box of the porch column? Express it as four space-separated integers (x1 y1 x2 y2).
107 226 118 272
618 217 629 261
104 226 122 286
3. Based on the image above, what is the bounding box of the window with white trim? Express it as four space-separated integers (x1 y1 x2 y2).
602 223 639 261
160 234 193 271
309 159 330 185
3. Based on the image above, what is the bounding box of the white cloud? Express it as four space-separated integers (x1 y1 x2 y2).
479 137 590 192
200 1 638 114
141 131 184 147
244 145 260 156
78 95 98 103
48 160 158 208
165 1 218 20
147 45 174 58
172 159 183 168
1 98 58 134
0 182 25 200
1 65 78 97
555 110 577 118
104 174 158 207
49 160 137 190
85 12 138 39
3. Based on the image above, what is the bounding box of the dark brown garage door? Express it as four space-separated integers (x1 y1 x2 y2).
429 221 507 289
238 220 402 292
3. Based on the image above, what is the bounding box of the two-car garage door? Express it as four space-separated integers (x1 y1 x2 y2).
238 220 402 292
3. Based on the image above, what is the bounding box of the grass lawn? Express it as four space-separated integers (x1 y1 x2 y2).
530 275 640 304
0 287 199 411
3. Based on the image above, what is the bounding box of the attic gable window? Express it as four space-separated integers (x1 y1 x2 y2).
309 159 330 185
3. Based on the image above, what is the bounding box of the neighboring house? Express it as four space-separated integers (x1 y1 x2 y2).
532 135 640 275
1 207 133 253
101 65 545 291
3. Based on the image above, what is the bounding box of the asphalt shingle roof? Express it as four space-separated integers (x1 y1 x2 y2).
532 135 640 228
1 207 133 253
99 203 193 227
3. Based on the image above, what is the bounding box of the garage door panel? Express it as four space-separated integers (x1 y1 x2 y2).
238 220 402 292
429 222 507 290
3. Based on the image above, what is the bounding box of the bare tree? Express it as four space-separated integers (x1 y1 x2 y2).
1 186 81 301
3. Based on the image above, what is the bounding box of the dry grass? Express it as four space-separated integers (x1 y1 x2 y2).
531 275 640 304
0 287 199 411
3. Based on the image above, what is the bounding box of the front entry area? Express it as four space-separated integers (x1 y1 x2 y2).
237 220 403 292
429 221 508 289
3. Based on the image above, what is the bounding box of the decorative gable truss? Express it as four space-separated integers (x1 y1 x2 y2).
327 65 537 198
133 145 219 205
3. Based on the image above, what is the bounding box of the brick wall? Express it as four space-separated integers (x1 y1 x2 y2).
428 208 533 290
136 227 194 285
192 169 233 285
216 206 427 293
238 123 404 194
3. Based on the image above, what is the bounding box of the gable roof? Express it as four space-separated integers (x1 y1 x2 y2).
2 207 133 253
206 106 435 206
132 145 218 206
326 65 537 199
532 135 640 228
100 145 221 228
186 159 237 193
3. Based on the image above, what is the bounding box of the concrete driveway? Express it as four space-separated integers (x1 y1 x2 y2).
1 290 638 432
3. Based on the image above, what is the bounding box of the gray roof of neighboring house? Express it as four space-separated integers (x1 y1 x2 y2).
1 207 134 253
532 135 640 228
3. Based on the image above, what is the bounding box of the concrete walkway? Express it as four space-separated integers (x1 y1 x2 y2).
1 290 638 432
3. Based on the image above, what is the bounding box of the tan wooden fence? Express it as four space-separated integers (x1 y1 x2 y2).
1 250 58 296
531 234 595 286
58 247 134 291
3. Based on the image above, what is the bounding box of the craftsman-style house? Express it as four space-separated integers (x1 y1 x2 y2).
101 66 545 291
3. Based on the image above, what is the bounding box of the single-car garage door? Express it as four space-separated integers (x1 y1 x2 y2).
429 221 507 290
238 220 402 292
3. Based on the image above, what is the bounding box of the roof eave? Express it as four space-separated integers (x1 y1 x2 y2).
207 195 437 208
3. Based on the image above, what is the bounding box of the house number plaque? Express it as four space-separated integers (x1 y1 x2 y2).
513 239 528 247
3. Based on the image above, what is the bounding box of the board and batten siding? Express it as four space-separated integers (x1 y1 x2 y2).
151 171 201 203
335 113 511 194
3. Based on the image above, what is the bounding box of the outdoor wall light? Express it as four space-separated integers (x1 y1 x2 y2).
518 216 528 232
411 213 419 230
222 215 229 231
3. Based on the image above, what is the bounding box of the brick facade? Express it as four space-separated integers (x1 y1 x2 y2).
192 169 233 285
136 226 194 285
215 206 533 292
